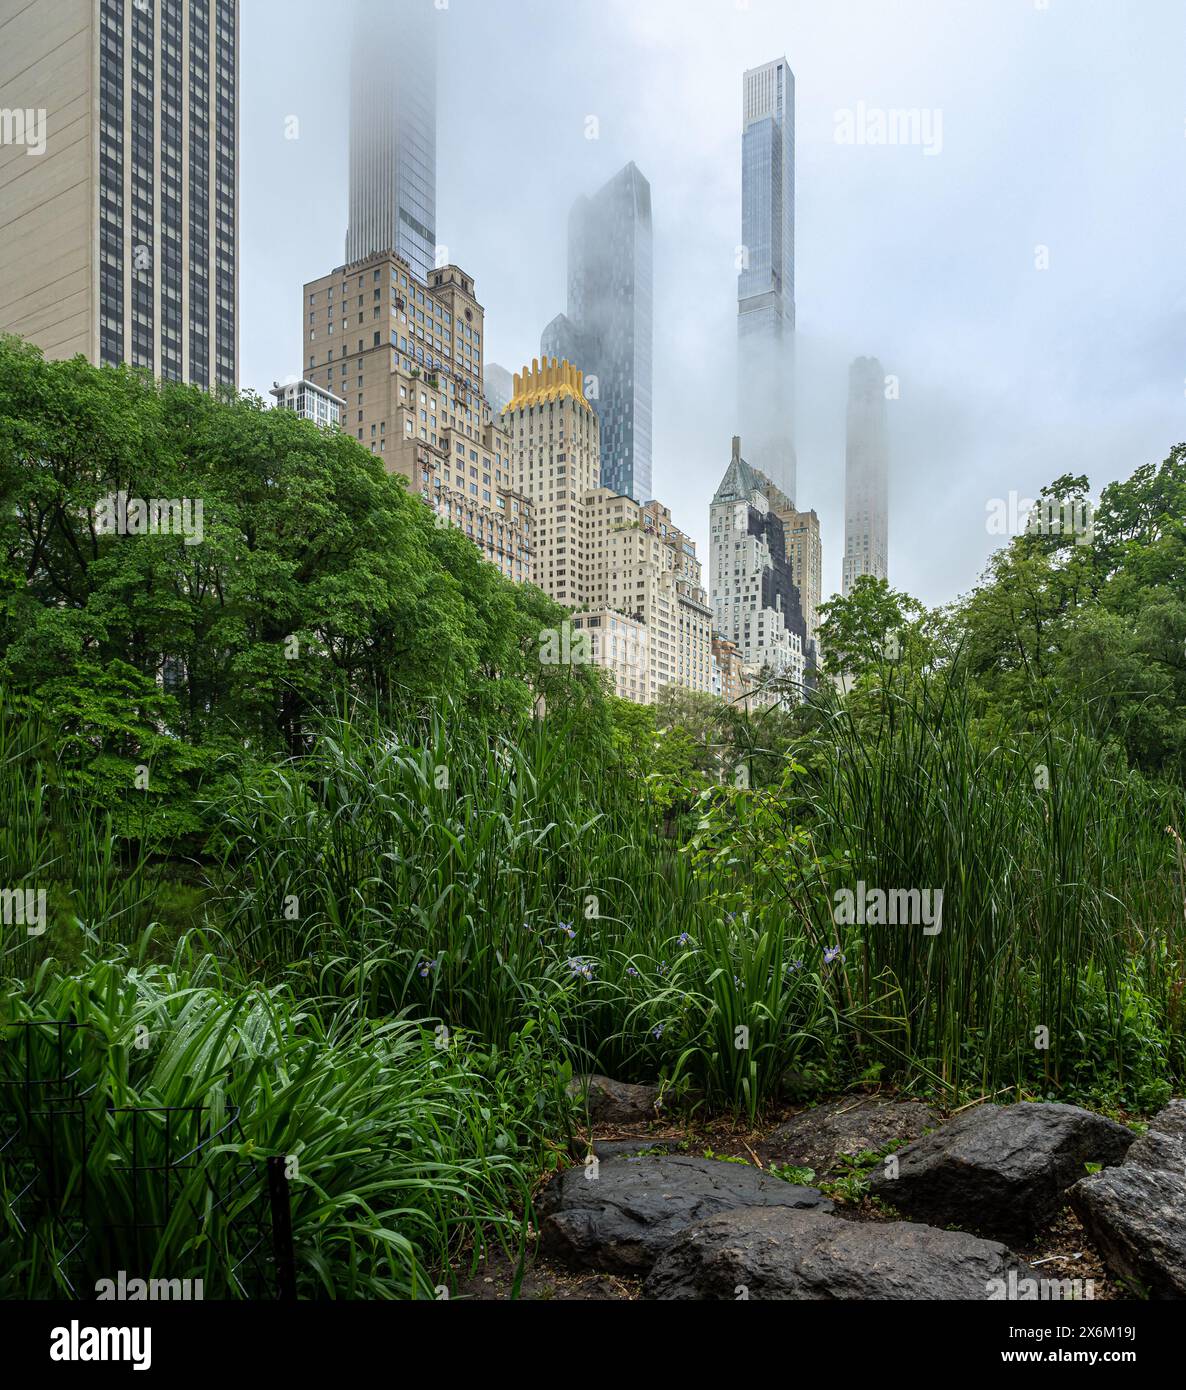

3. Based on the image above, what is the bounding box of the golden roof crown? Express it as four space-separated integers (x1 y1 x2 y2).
503 357 591 412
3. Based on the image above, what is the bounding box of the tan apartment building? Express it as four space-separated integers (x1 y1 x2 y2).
0 0 238 387
502 357 713 704
774 505 822 655
302 250 532 585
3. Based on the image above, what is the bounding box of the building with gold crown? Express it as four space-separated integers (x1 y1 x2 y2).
502 357 714 703
302 249 533 585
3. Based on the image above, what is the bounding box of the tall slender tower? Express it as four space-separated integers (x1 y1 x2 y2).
0 0 239 387
842 357 890 595
541 162 653 503
737 57 796 503
346 0 437 280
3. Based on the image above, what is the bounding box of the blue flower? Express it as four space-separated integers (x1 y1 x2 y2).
626 966 639 978
558 922 576 939
677 932 692 947
652 1024 664 1040
419 957 440 979
786 959 805 974
566 955 596 981
824 945 845 965
657 960 668 975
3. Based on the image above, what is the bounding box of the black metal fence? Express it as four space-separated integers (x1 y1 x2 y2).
0 1020 296 1299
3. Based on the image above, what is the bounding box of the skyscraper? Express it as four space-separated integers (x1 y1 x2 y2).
842 357 890 595
542 162 653 503
346 0 437 280
737 57 796 503
302 251 532 587
710 436 807 703
0 0 238 387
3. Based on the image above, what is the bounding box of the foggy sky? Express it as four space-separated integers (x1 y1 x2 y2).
240 0 1186 608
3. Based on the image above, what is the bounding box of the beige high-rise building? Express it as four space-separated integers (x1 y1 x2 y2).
774 505 822 655
302 250 532 585
502 357 713 704
0 0 238 387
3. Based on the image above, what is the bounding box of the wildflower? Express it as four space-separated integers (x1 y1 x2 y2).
824 945 845 965
558 922 576 939
657 960 668 976
734 975 745 989
786 959 805 974
626 966 640 978
566 956 596 981
652 1024 664 1040
418 957 440 979
677 932 692 947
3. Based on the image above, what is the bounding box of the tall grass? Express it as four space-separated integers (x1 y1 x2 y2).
0 935 569 1299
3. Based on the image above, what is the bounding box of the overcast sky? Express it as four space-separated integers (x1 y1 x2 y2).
240 0 1186 608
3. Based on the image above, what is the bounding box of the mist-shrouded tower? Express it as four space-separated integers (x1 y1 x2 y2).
542 162 653 503
346 0 437 279
737 57 796 504
842 357 890 595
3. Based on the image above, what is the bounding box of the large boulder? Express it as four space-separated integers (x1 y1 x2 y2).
760 1097 939 1175
566 1074 660 1124
1068 1165 1186 1298
645 1206 1025 1300
536 1154 832 1274
867 1101 1134 1242
1124 1099 1186 1175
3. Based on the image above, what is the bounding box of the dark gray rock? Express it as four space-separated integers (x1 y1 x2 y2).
1145 1099 1186 1139
645 1206 1025 1300
1069 1165 1186 1298
566 1074 660 1124
760 1097 939 1175
536 1154 832 1274
1124 1099 1186 1174
1123 1128 1186 1175
867 1101 1134 1242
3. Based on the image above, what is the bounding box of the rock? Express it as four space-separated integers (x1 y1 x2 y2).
1124 1098 1186 1174
566 1074 660 1124
1069 1165 1186 1298
536 1154 832 1274
760 1096 939 1176
1145 1099 1186 1138
1123 1128 1186 1175
645 1207 1025 1300
867 1102 1134 1242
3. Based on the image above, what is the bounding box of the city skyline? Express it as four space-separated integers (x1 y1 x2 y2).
236 0 1185 612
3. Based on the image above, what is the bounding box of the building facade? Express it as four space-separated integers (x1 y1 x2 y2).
541 162 653 503
502 357 710 704
0 0 238 387
737 57 796 503
710 435 808 702
302 250 532 585
773 504 822 664
270 377 343 428
345 0 436 281
842 356 889 595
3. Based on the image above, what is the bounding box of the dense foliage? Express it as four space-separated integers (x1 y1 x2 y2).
2 338 1183 1297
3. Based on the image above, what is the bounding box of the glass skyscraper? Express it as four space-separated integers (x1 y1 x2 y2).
842 356 890 595
346 0 437 281
737 57 796 504
542 162 653 503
